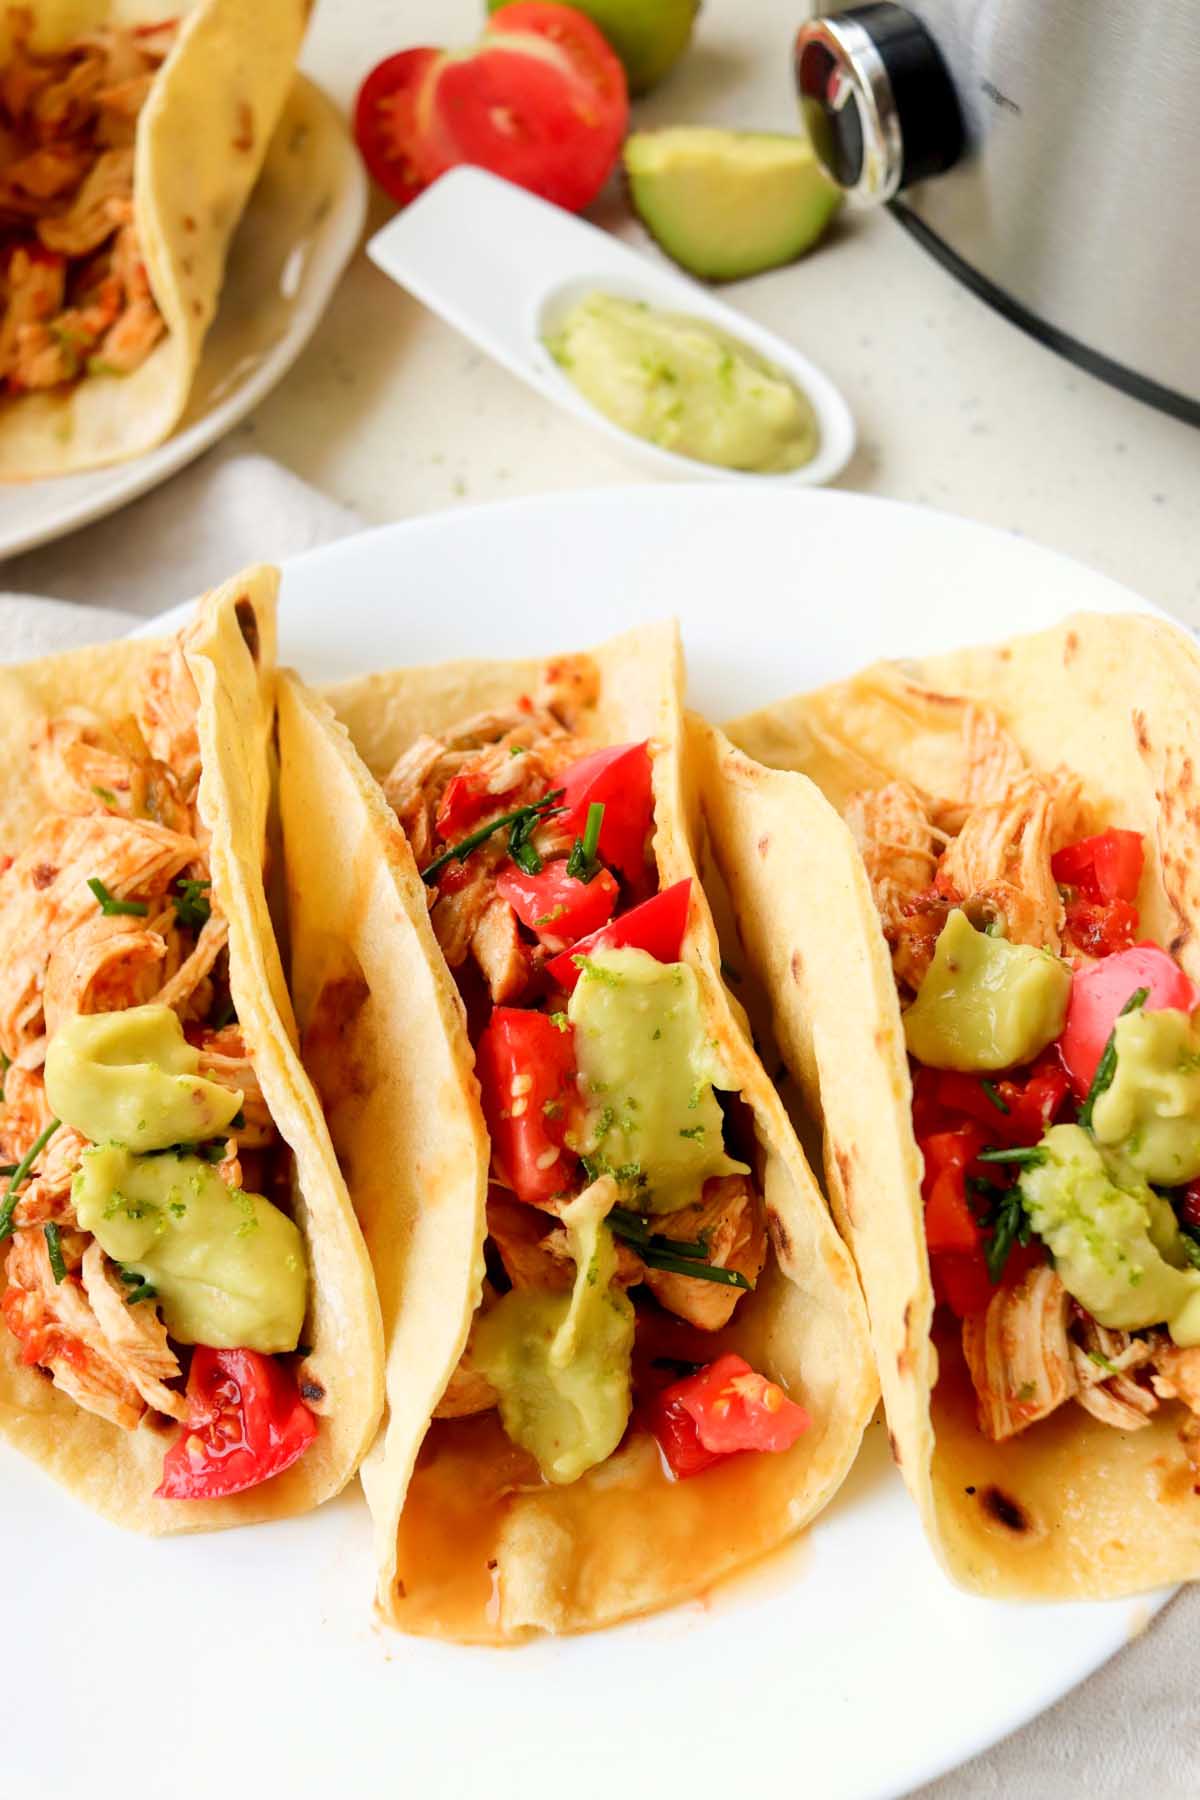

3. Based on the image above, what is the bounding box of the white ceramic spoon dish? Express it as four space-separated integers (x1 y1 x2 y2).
367 166 855 486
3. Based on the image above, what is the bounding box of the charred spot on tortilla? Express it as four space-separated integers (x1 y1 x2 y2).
766 1206 792 1264
756 833 770 857
980 1485 1031 1534
233 102 255 154
1062 630 1079 665
888 1430 901 1465
897 1299 920 1377
1132 709 1151 755
300 1380 326 1404
234 597 261 662
789 948 803 985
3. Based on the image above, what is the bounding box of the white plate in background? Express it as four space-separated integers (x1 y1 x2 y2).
0 77 365 561
6 488 1171 1800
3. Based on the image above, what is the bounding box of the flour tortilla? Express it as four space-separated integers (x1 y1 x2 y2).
0 567 383 1530
0 0 307 481
277 621 877 1641
710 610 1200 1597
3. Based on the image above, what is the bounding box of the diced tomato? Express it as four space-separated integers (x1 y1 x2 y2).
1063 895 1140 959
1180 1181 1200 1230
475 1006 578 1203
645 1387 726 1480
1057 944 1199 1096
918 1059 1070 1146
435 768 494 840
353 4 627 214
1052 830 1145 905
353 48 442 207
919 1127 987 1255
930 1251 995 1320
556 741 654 881
496 859 618 953
545 879 691 992
156 1348 317 1501
672 1353 811 1456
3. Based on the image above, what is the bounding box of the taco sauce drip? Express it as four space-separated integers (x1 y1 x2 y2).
382 655 809 1628
0 11 174 396
849 705 1200 1478
0 624 315 1501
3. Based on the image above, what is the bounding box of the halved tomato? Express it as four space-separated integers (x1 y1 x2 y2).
497 859 619 953
545 878 691 991
353 4 628 213
476 1005 579 1202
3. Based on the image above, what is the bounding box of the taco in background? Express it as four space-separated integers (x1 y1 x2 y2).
0 0 306 480
276 622 876 1642
704 610 1200 1597
0 567 383 1529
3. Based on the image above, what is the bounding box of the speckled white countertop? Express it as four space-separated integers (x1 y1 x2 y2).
226 0 1200 625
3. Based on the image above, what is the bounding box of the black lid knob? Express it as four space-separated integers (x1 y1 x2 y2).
795 4 964 204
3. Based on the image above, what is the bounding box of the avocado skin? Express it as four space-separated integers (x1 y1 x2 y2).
485 0 700 96
624 126 843 284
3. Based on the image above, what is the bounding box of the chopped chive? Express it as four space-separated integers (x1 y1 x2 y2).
980 1080 1010 1115
420 789 566 886
173 876 211 930
1079 987 1150 1130
565 802 605 883
91 785 118 805
977 1145 1047 1167
43 1221 66 1283
639 1247 750 1288
123 1278 158 1306
0 1118 61 1243
86 877 148 918
608 1206 750 1288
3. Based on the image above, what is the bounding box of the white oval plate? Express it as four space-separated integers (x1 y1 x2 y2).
367 166 856 486
0 76 365 561
5 489 1171 1800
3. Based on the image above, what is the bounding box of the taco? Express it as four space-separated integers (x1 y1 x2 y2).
0 567 383 1530
0 0 306 481
701 610 1200 1597
275 622 876 1641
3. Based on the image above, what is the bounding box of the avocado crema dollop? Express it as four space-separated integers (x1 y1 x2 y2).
546 292 820 474
903 908 1071 1072
48 1004 307 1354
1019 1125 1200 1346
471 946 747 1482
1090 1007 1200 1185
45 1005 242 1154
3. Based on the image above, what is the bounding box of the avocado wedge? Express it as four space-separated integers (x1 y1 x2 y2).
624 127 842 283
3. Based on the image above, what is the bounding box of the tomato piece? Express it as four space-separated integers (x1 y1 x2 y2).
645 1387 725 1480
475 1006 578 1202
496 859 618 953
999 1057 1071 1139
156 1348 316 1500
556 741 654 880
930 1251 994 1319
1063 895 1140 959
924 1060 1070 1145
919 1127 986 1255
672 1353 811 1456
545 878 691 992
356 5 627 214
435 768 495 841
1052 829 1145 904
1057 944 1199 1096
1180 1181 1200 1230
353 48 442 207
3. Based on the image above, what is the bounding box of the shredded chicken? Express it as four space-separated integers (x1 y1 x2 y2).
937 773 1065 952
471 894 531 1004
3 1229 144 1429
845 780 946 987
13 1124 88 1227
0 16 174 395
1071 1319 1158 1430
0 1059 51 1161
42 911 167 1040
639 1174 767 1331
193 1024 272 1148
962 1264 1078 1441
79 1243 185 1419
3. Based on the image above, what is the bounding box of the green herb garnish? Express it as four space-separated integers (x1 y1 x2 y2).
565 802 605 884
1079 986 1150 1130
420 789 565 885
984 1186 1032 1283
173 876 211 931
86 877 148 918
91 785 118 806
0 1118 61 1243
1180 1223 1200 1271
123 1277 158 1305
977 1145 1047 1167
980 1080 1010 1115
43 1221 66 1283
608 1205 750 1290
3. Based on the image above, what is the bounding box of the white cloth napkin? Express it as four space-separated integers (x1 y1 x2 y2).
1 449 1196 1798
